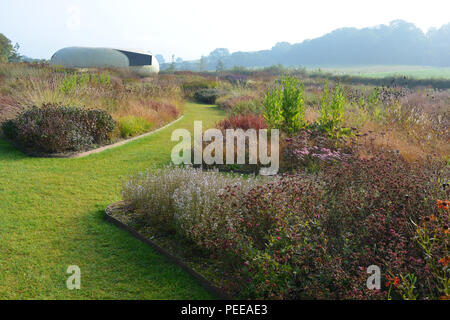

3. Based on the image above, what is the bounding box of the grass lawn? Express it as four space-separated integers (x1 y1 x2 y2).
0 103 225 299
310 65 450 79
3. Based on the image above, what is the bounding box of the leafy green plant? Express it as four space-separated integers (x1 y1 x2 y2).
317 79 349 138
364 87 386 122
263 75 306 133
263 87 282 129
59 73 78 94
59 72 111 94
92 72 110 86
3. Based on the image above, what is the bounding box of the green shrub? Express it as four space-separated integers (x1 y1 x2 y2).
117 116 153 138
264 75 306 133
317 79 348 138
2 103 116 153
59 73 79 94
1 119 17 138
193 88 227 104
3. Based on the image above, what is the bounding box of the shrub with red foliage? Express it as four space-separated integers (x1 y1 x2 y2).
216 114 267 131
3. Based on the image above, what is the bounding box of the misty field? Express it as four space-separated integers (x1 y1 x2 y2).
317 65 450 79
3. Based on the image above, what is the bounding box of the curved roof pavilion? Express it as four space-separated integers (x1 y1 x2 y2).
50 47 159 75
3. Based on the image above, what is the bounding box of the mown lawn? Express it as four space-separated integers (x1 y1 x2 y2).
0 103 225 299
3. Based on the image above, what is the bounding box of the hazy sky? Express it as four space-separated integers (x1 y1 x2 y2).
0 0 449 61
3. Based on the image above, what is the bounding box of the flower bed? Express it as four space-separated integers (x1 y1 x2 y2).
115 160 449 300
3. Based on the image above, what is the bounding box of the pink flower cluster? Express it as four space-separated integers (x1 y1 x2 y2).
294 146 350 162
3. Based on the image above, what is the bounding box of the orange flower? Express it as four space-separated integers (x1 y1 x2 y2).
438 257 450 267
385 275 392 287
437 199 449 211
393 276 401 288
386 275 401 288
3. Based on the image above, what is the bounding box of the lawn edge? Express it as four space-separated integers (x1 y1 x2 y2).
104 201 233 300
71 114 185 158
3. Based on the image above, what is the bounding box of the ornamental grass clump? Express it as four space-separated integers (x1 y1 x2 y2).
122 166 264 235
122 166 195 233
172 169 262 248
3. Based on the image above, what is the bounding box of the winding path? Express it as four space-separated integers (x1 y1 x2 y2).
0 103 225 299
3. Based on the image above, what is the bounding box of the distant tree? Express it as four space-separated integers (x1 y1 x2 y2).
0 33 13 62
167 54 176 73
155 54 165 64
199 55 207 72
8 43 22 62
216 59 224 73
209 48 230 60
176 20 450 68
181 61 193 71
176 57 183 63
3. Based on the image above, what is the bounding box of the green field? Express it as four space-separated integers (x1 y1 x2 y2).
0 103 225 299
309 65 450 79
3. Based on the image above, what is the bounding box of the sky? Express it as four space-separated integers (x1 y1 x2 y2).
0 0 449 62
